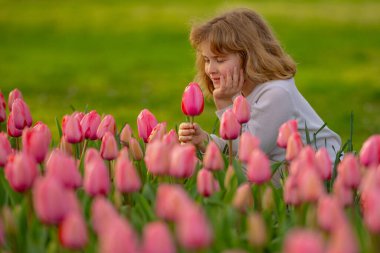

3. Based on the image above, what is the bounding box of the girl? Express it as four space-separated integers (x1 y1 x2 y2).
178 8 341 164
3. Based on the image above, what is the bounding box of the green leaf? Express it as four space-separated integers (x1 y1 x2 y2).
55 117 62 139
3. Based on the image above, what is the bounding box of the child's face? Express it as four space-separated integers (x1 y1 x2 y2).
200 41 242 89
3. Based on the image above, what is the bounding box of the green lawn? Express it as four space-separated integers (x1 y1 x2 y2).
1 0 379 150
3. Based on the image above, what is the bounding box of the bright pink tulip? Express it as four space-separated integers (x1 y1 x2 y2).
177 205 213 250
297 168 325 203
46 149 81 189
147 122 167 143
59 212 88 250
283 229 324 253
181 82 204 116
333 176 353 207
238 132 260 163
284 176 301 206
84 149 110 196
91 196 118 235
317 195 346 232
169 144 197 178
22 125 51 163
233 95 250 124
12 98 32 130
220 109 241 140
144 141 170 176
137 109 158 143
0 133 12 167
277 119 298 148
63 114 83 144
315 147 332 180
359 135 380 167
203 141 224 171
115 155 141 193
7 88 23 111
162 129 179 146
33 176 70 225
120 123 133 145
5 152 38 192
73 111 84 122
197 169 216 197
247 149 271 184
100 132 118 160
142 221 176 253
7 112 23 137
285 132 303 161
97 114 116 139
80 110 101 140
232 182 253 212
337 154 361 189
0 92 6 122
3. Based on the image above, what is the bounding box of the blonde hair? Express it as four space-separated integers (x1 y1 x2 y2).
190 8 297 96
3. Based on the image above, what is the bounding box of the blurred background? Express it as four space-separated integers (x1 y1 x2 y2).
1 0 379 149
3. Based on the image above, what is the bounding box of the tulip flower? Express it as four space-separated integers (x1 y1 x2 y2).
22 124 51 163
7 112 23 137
162 129 179 146
97 114 116 139
142 221 176 253
361 188 380 233
326 223 358 253
91 196 118 235
197 168 216 197
315 147 332 180
80 110 101 140
232 183 253 212
262 187 274 212
169 144 197 178
247 212 267 247
144 140 170 176
5 152 38 192
285 132 303 161
100 132 118 160
63 114 83 144
277 119 298 148
283 229 324 253
129 137 143 161
333 176 353 207
181 82 204 118
147 122 167 143
120 123 133 145
8 88 23 111
238 132 260 163
359 135 380 167
59 212 88 250
203 141 224 171
337 153 361 189
247 149 271 184
0 91 6 122
284 176 301 206
84 149 110 196
0 132 12 167
115 155 141 193
11 98 33 130
233 95 250 124
137 109 158 143
220 109 241 140
317 195 346 232
297 168 325 203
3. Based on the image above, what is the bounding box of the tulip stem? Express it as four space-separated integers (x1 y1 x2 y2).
228 140 233 166
78 139 88 169
190 116 194 124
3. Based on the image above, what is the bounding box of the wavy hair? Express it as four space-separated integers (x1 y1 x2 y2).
190 8 297 96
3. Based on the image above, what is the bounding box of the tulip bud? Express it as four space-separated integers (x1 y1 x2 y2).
283 229 324 253
197 168 216 197
327 223 358 253
59 212 88 250
147 122 167 143
100 132 118 160
333 176 353 207
181 82 204 116
284 176 301 206
203 141 224 171
359 135 380 168
169 144 197 178
5 152 38 192
315 147 332 180
119 123 133 145
63 114 83 144
144 141 170 176
84 149 110 196
12 98 32 130
317 195 346 232
22 124 51 163
142 221 176 253
0 133 12 167
7 112 23 137
220 109 241 140
91 196 118 235
162 129 179 146
262 187 274 212
233 95 250 124
137 109 158 143
80 110 101 140
361 188 380 233
297 169 325 203
232 183 253 212
8 88 23 111
247 212 267 247
285 132 303 161
238 132 260 163
277 119 298 148
247 149 271 184
96 114 116 139
0 92 6 123
337 153 361 189
115 155 141 193
129 137 143 161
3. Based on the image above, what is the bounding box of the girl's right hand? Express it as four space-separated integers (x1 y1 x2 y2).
178 122 209 152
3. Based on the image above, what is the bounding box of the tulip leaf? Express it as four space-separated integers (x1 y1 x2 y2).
55 117 62 139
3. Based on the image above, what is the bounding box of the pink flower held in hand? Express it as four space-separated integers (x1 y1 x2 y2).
5 152 38 192
337 153 361 189
12 98 32 130
247 149 271 184
0 92 6 122
359 135 380 167
169 144 197 178
197 168 216 197
238 132 260 163
100 132 118 160
63 114 83 144
137 109 158 143
144 140 170 176
59 212 88 250
80 110 101 140
142 221 176 253
233 95 250 124
220 109 241 140
181 82 204 116
8 88 23 111
285 132 303 161
203 141 224 171
96 114 116 139
283 229 324 253
0 133 12 167
277 119 298 148
115 154 141 193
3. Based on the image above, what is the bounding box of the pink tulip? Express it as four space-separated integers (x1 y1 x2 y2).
177 205 213 250
100 132 118 160
284 176 301 206
197 169 216 197
115 155 141 193
144 141 170 176
8 88 23 111
59 212 88 250
285 132 303 161
5 152 38 192
7 112 23 137
283 229 324 253
359 135 380 167
22 124 51 163
142 221 176 253
326 223 358 253
162 129 179 145
137 109 158 143
181 82 204 116
84 149 110 196
220 109 241 140
46 149 82 189
0 133 12 167
238 132 260 163
232 183 253 212
97 114 116 139
277 119 298 148
169 144 197 178
63 114 83 144
315 147 332 180
317 195 346 232
233 95 250 124
33 176 70 225
361 188 380 233
337 154 361 189
247 149 271 184
120 123 133 145
147 121 167 143
129 137 143 161
203 141 224 171
11 98 32 130
297 168 325 203
333 176 353 207
0 92 6 122
80 110 101 140
91 196 118 235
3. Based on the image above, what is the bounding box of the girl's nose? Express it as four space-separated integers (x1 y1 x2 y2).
207 61 217 74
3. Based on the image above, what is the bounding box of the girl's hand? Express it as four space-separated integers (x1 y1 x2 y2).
213 67 244 110
178 122 209 152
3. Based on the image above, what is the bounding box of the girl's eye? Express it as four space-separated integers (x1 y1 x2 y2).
216 58 225 63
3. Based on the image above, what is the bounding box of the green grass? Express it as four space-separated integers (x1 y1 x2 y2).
1 0 379 150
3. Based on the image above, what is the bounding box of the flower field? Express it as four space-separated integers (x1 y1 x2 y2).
1 86 380 253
